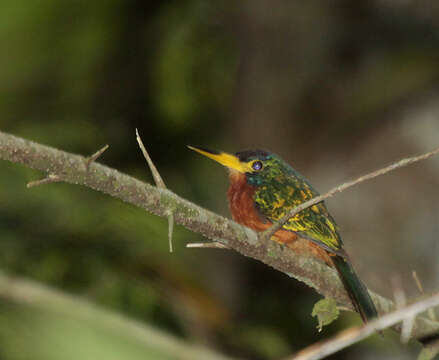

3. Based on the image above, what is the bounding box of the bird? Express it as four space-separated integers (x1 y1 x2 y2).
188 145 378 323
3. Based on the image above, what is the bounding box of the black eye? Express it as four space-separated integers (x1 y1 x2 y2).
252 161 263 171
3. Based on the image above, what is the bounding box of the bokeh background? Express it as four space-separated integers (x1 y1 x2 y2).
1 1 439 359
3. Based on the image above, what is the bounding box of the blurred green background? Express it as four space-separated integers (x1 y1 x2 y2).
1 1 439 359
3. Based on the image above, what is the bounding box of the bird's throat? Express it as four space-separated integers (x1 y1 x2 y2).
227 171 268 231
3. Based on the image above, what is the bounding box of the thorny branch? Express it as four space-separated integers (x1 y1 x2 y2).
0 130 439 341
285 292 439 360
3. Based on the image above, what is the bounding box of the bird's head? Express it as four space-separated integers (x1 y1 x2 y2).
188 145 289 187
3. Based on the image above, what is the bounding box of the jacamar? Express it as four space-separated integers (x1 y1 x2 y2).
188 146 378 323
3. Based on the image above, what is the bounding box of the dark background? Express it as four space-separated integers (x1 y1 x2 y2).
1 1 439 359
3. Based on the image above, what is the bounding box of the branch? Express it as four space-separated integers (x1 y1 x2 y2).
263 146 439 239
0 130 438 340
0 270 235 360
284 292 439 360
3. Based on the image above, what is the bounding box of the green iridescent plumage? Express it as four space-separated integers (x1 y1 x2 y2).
240 151 343 254
234 149 378 322
189 146 378 322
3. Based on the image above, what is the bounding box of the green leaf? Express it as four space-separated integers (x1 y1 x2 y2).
311 298 339 332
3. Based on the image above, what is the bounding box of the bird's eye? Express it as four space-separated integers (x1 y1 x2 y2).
252 161 263 171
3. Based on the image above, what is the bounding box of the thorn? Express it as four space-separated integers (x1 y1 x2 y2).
392 275 406 310
392 275 414 343
86 144 109 169
413 270 437 321
401 316 415 344
135 129 166 188
186 242 229 249
167 213 175 253
27 174 61 188
168 213 174 253
136 129 174 252
261 226 276 243
412 271 424 293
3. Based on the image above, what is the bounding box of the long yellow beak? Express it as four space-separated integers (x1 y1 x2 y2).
187 145 246 173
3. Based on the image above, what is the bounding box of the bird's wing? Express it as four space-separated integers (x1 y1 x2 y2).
254 174 343 254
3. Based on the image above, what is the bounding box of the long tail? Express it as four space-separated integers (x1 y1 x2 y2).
332 255 378 323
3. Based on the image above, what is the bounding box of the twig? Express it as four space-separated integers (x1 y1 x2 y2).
136 128 174 252
187 242 230 249
86 144 109 169
27 174 61 188
285 292 439 360
1 130 439 340
263 146 439 240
